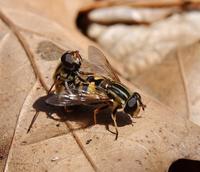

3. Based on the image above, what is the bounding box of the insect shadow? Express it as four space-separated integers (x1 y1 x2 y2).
31 94 133 134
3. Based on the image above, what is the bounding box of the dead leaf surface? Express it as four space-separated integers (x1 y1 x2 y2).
133 41 200 126
0 11 35 168
0 0 200 172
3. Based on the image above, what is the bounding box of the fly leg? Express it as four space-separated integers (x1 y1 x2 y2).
64 80 73 94
133 92 146 111
48 75 62 94
48 81 56 94
111 113 118 140
127 114 135 126
111 106 119 140
93 103 110 125
27 111 39 133
132 106 142 118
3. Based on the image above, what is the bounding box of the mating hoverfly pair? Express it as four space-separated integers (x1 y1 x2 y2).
29 46 146 140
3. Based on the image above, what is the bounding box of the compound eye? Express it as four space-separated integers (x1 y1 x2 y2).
61 52 73 66
124 96 138 115
128 97 137 108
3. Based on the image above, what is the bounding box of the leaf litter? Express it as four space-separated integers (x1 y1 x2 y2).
1 0 200 172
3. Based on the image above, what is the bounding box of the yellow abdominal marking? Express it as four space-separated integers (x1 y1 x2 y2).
88 82 96 93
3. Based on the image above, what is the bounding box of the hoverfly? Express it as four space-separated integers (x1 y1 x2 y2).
46 46 146 140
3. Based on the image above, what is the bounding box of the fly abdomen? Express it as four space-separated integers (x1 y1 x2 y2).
79 82 96 94
107 82 130 105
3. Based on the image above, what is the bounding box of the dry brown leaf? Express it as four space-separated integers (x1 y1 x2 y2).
0 1 200 172
0 14 35 169
133 41 200 125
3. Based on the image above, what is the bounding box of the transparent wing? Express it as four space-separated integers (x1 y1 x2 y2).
37 41 66 61
45 90 110 107
80 46 120 82
38 42 120 82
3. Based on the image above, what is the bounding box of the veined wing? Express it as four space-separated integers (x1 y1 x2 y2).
38 42 120 82
45 90 110 107
81 46 120 82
